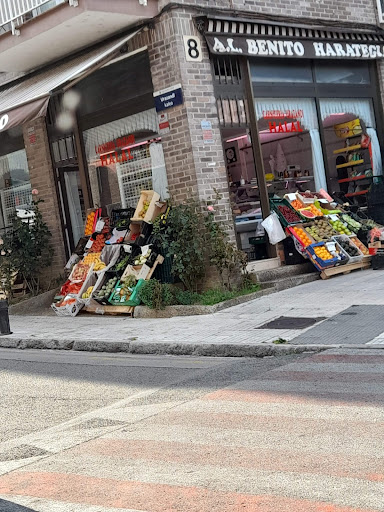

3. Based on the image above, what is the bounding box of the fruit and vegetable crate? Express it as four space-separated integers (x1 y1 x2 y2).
331 235 364 265
109 279 146 307
287 225 315 248
110 208 135 228
131 190 163 223
270 198 306 227
306 242 340 271
92 273 120 305
51 295 84 317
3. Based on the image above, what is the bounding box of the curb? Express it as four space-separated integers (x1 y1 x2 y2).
0 336 336 357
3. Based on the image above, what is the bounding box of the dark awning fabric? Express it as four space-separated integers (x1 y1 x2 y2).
196 15 384 60
0 29 141 132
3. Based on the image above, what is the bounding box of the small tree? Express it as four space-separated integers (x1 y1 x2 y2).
0 198 54 296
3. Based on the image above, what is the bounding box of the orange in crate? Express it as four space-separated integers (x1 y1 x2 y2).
292 227 312 247
307 204 323 217
291 199 305 210
85 212 96 236
314 246 332 260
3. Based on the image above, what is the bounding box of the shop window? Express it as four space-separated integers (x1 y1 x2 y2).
251 59 313 83
255 97 327 194
0 149 32 230
320 98 381 205
83 109 169 209
377 0 384 22
315 61 370 84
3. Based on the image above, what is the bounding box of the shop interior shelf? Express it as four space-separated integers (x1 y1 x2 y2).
338 175 373 183
336 159 365 169
345 189 369 197
272 177 315 182
333 144 362 154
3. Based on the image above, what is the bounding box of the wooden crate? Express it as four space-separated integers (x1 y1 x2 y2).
131 190 163 223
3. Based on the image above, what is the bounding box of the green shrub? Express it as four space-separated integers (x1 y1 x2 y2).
174 289 200 305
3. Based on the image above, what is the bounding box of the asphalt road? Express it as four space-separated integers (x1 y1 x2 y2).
0 347 383 512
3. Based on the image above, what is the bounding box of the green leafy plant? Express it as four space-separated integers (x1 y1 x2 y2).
0 199 53 296
153 199 206 291
138 279 175 310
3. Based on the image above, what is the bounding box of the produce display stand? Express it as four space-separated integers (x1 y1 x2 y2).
320 260 371 280
273 190 381 280
52 190 167 317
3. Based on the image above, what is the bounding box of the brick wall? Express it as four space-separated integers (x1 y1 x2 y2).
23 118 66 283
158 0 380 25
131 9 236 239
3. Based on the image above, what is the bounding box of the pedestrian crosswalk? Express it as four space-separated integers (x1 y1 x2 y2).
0 349 383 511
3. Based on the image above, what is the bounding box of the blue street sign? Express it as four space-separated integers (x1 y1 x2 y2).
154 84 183 112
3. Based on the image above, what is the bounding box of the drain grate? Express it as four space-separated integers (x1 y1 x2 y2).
258 316 325 330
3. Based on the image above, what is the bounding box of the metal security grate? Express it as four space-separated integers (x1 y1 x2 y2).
116 145 153 208
0 183 32 226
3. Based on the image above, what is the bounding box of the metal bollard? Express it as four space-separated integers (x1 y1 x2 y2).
0 299 12 335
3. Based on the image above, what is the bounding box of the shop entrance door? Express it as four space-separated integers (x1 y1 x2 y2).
57 167 85 255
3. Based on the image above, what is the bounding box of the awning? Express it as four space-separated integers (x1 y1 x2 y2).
196 15 384 60
0 29 141 132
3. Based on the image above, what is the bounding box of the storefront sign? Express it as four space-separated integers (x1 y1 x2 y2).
201 120 214 144
206 35 384 60
154 84 183 112
96 135 136 166
269 121 303 133
158 113 170 135
263 110 304 119
0 114 9 131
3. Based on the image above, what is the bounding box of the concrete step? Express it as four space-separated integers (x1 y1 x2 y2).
253 262 316 283
263 272 320 292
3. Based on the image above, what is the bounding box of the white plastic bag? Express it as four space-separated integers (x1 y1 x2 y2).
261 211 286 245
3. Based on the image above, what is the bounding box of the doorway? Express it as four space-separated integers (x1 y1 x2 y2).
57 167 85 256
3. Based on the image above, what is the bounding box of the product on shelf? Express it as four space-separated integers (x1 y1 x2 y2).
95 276 118 300
329 219 352 236
133 250 151 266
314 246 333 260
89 234 106 253
112 253 131 272
291 199 305 210
292 227 313 247
341 214 362 231
82 252 106 271
300 210 316 219
70 263 90 282
350 237 369 255
85 211 96 236
336 238 360 257
307 204 323 217
305 219 335 242
277 205 301 224
82 286 94 299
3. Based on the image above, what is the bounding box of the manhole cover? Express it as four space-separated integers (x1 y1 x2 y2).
258 316 325 330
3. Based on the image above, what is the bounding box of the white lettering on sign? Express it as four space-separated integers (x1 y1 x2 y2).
211 36 384 60
246 38 305 57
0 114 9 131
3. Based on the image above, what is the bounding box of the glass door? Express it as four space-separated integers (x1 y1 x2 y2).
58 167 85 254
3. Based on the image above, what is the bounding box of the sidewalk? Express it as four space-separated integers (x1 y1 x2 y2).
4 268 384 356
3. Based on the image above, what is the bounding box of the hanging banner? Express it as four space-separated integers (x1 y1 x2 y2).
205 35 384 60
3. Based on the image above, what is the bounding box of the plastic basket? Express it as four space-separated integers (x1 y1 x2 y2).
270 198 305 227
331 235 364 264
287 225 314 248
306 242 340 271
108 278 145 306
